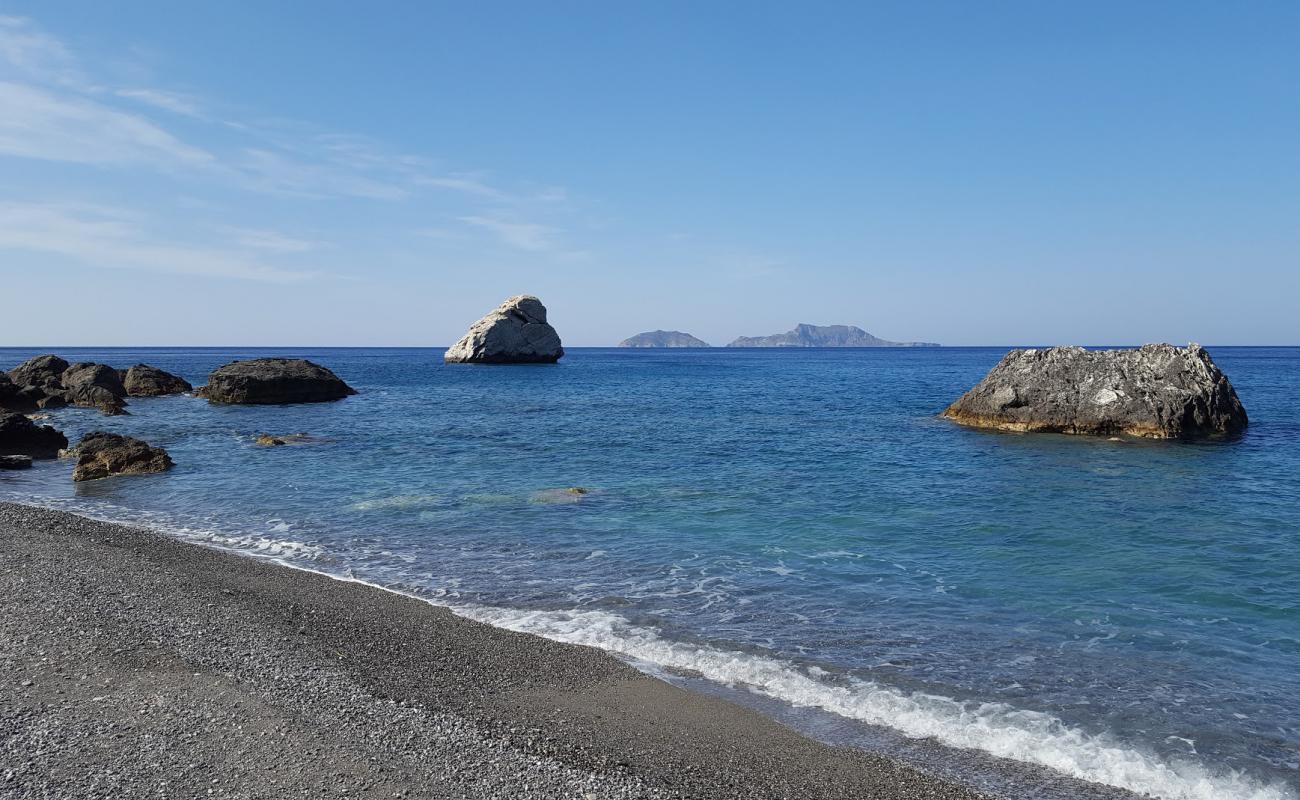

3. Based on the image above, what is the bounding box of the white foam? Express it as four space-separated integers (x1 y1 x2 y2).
451 604 1296 800
8 495 1291 800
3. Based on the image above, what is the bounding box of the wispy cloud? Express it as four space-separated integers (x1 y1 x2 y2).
234 147 409 200
222 226 323 253
0 203 314 283
115 87 202 117
459 215 560 252
0 81 213 166
0 15 84 87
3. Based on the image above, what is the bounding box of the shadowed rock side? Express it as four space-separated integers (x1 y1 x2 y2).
196 359 357 404
619 330 711 347
728 324 939 348
0 412 68 459
121 364 192 397
71 432 174 482
445 295 564 364
942 343 1248 439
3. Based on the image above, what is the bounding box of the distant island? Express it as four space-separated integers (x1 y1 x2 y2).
727 323 939 348
619 330 712 348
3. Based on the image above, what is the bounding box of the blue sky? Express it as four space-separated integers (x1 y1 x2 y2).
1 2 1297 346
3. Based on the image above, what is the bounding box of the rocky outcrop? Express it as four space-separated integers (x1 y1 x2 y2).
444 296 564 364
122 364 193 396
0 454 33 470
942 343 1248 439
62 362 127 398
0 412 69 459
4 357 134 415
0 373 37 413
727 324 939 348
64 385 128 416
71 432 174 482
619 331 711 348
7 355 68 388
197 359 357 404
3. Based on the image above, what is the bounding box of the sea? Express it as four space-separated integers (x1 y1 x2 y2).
2 346 1296 800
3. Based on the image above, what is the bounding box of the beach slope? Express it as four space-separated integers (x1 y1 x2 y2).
0 502 987 799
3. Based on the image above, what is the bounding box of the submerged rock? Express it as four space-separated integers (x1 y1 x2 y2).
530 487 592 504
122 364 193 397
0 454 33 470
71 432 174 482
198 359 357 404
942 343 1248 439
0 412 69 459
7 355 69 388
619 330 711 348
444 295 564 364
728 324 939 348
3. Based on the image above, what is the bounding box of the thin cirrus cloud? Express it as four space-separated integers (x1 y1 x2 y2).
458 215 560 252
0 14 83 87
0 81 213 166
0 14 582 287
114 87 204 118
0 203 316 283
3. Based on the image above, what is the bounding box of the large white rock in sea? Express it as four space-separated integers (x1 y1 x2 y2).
444 295 564 364
942 343 1248 439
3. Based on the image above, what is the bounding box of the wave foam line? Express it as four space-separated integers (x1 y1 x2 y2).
6 496 1290 800
454 605 1295 800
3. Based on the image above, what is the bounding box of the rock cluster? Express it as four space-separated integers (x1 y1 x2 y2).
196 359 357 404
70 432 174 482
942 343 1248 439
3 355 192 416
444 296 564 364
0 412 69 459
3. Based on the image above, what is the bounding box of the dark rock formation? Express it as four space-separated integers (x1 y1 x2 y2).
197 359 357 404
444 295 564 364
0 454 33 470
942 343 1248 439
71 432 174 482
619 331 711 348
64 385 128 416
727 324 939 348
7 355 69 388
0 412 69 459
61 362 127 397
122 364 193 396
0 373 37 413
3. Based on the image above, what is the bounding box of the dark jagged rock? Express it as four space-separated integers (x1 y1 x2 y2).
0 454 33 470
727 324 939 348
942 343 1248 439
64 385 128 416
122 364 193 397
198 359 357 405
71 431 174 482
61 362 127 398
444 295 564 364
0 412 69 459
7 355 69 388
0 373 37 413
619 330 711 348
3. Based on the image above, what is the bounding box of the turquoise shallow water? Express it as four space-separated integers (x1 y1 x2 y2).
2 346 1297 799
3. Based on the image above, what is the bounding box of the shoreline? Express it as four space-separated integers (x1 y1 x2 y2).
0 500 1153 799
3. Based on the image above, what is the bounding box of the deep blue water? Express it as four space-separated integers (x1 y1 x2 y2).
2 346 1297 800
